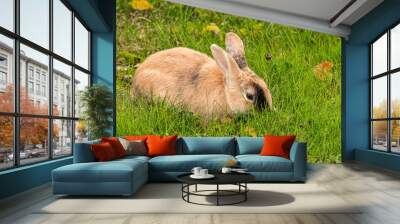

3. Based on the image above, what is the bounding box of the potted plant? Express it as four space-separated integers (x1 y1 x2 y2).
79 84 113 140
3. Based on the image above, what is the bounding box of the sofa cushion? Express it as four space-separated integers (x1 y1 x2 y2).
101 137 127 158
53 159 147 183
73 140 100 163
178 137 235 155
236 155 293 172
119 138 147 156
91 142 118 161
260 135 296 159
236 137 263 155
149 154 235 172
147 135 177 157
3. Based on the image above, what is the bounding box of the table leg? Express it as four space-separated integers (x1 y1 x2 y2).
187 184 190 202
245 183 247 201
217 184 219 206
195 184 198 192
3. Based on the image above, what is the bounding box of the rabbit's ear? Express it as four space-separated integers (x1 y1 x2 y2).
225 32 247 69
211 44 241 88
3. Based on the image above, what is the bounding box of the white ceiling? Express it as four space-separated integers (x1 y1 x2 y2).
167 0 384 37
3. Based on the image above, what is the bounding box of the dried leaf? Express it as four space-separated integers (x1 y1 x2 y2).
313 61 334 80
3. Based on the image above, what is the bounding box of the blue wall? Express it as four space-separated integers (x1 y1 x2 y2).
344 0 400 170
0 0 116 200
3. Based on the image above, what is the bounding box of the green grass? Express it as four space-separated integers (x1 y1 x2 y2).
116 0 342 163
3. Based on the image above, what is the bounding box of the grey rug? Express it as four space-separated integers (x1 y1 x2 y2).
38 183 362 214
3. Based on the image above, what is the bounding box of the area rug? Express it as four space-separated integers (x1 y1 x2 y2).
37 183 361 214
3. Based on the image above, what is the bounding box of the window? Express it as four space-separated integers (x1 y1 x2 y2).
0 0 14 32
35 84 40 95
53 0 72 60
53 59 72 117
0 35 13 112
0 54 7 67
28 67 34 80
0 0 91 170
28 81 34 94
371 23 400 154
0 71 7 85
0 54 7 86
42 85 46 97
20 0 49 48
53 119 72 158
75 18 90 70
35 70 40 81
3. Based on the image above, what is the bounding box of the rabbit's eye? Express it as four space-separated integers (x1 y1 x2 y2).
246 93 255 102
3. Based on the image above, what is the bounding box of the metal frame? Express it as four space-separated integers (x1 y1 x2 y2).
370 22 400 154
0 0 92 171
181 183 249 206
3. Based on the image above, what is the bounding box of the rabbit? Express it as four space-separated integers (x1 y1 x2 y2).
131 32 273 117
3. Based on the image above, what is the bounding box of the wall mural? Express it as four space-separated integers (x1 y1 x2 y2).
116 0 341 163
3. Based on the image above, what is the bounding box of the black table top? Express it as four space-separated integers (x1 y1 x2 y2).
177 172 255 185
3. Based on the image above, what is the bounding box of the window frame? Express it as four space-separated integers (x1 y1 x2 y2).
0 0 92 171
370 22 400 154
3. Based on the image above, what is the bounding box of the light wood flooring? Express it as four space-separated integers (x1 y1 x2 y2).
1 162 400 224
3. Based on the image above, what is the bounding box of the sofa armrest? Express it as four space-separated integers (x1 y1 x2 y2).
73 140 100 163
289 142 307 181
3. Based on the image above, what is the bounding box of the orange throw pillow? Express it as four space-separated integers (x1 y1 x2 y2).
260 135 296 159
101 137 127 158
147 135 177 157
91 142 117 161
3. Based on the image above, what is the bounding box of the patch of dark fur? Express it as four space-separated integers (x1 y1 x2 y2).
254 83 267 110
190 71 200 86
233 55 247 69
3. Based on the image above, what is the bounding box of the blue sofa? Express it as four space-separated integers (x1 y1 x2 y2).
52 137 307 196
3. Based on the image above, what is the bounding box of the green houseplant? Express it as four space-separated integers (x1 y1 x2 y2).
80 84 113 140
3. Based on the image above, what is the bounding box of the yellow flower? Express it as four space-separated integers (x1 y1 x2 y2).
244 126 257 137
131 0 153 11
239 28 247 36
204 23 220 35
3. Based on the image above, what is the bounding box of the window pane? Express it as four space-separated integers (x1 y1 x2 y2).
372 76 387 119
391 72 400 118
20 44 49 115
74 69 89 118
53 0 72 60
372 33 387 76
0 116 13 170
0 0 14 31
53 59 72 117
391 120 400 153
20 117 49 165
53 119 72 157
20 0 49 49
75 120 88 143
74 18 89 70
372 121 388 151
391 24 400 70
0 34 14 112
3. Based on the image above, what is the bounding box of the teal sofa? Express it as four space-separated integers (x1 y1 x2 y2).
52 137 307 196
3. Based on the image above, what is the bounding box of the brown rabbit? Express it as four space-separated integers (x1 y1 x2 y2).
131 32 273 117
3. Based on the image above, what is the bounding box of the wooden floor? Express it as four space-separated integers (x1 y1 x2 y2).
1 163 400 224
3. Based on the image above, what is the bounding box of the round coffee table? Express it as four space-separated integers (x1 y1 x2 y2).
177 173 255 206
